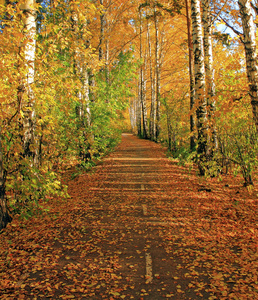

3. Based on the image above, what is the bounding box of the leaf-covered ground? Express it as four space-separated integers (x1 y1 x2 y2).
0 133 257 299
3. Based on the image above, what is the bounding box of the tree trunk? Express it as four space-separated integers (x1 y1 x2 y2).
164 102 176 153
191 0 208 175
0 129 12 230
99 0 104 63
201 0 218 154
83 69 91 128
142 59 148 139
105 2 110 84
238 0 258 133
105 38 110 84
71 2 92 160
129 98 137 132
139 9 148 139
154 6 161 142
147 19 156 141
71 5 91 126
137 81 142 136
21 0 37 163
185 0 196 151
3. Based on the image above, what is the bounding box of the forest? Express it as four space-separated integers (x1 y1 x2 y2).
1 0 257 229
0 0 258 299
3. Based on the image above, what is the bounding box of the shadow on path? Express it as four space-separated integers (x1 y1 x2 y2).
0 134 257 299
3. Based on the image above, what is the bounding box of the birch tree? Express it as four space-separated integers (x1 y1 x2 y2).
139 8 148 139
154 4 161 142
0 0 37 227
129 98 137 132
185 0 196 150
202 0 218 154
21 0 37 163
238 0 258 133
191 0 208 174
136 82 142 136
147 17 156 140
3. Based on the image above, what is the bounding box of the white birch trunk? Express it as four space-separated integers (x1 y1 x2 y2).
139 10 148 139
78 67 91 128
147 19 156 140
129 98 137 132
185 0 196 151
154 6 161 142
21 0 37 161
142 55 148 139
185 0 196 150
191 0 208 174
82 69 91 128
238 0 258 133
137 80 142 136
201 0 218 152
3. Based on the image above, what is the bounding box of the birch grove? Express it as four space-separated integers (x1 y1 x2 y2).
1 0 258 229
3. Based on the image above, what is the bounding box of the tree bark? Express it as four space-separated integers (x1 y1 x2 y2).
185 0 196 150
139 9 148 139
201 0 218 153
21 0 37 164
154 6 161 142
99 0 104 63
238 0 258 133
191 0 208 175
71 2 92 160
105 38 110 83
147 18 156 140
71 4 91 126
0 129 12 230
129 98 137 132
136 81 142 136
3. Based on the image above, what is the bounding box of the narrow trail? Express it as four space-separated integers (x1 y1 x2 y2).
1 134 257 299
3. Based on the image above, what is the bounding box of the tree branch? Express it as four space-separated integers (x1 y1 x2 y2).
251 1 258 15
219 16 244 43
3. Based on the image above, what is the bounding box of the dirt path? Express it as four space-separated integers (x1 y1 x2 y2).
84 133 191 299
0 134 257 299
